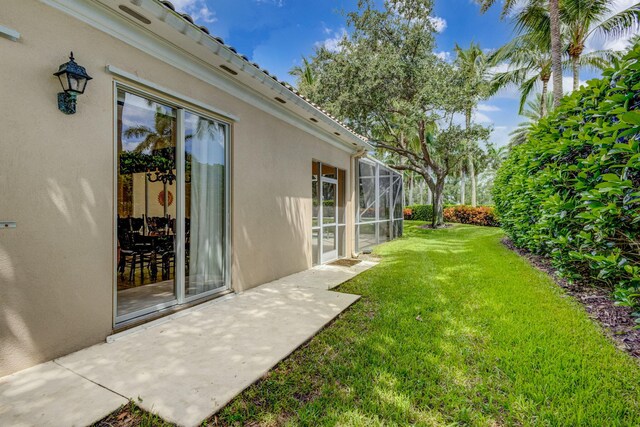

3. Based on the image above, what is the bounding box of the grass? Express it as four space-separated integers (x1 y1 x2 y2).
93 401 173 427
210 222 640 426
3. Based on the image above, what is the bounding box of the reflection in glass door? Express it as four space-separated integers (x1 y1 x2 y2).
321 179 338 262
116 90 178 321
115 86 229 324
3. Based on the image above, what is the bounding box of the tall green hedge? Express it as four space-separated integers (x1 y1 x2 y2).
494 46 640 309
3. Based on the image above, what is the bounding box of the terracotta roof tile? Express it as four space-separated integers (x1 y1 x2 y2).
155 0 369 144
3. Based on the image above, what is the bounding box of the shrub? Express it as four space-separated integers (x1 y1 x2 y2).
493 45 640 309
444 205 499 227
405 204 434 221
405 204 457 221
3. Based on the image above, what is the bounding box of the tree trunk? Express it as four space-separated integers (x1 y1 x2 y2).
465 109 477 207
427 183 432 205
408 173 414 206
432 181 445 227
460 171 465 205
469 157 476 207
474 171 480 205
549 0 563 108
540 78 549 118
572 56 580 92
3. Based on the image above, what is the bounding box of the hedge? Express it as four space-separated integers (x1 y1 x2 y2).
493 45 640 309
444 205 499 227
404 204 434 221
404 204 497 227
404 204 460 221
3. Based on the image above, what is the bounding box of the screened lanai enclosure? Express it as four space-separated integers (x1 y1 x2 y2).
356 158 403 252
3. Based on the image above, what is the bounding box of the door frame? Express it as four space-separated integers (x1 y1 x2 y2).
112 81 232 326
312 161 344 265
320 175 338 263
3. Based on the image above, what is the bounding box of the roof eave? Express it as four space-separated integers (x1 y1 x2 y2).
131 0 373 152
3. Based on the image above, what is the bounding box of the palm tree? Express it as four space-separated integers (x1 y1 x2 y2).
490 33 554 117
562 0 640 91
478 0 564 107
509 93 554 146
289 56 316 96
517 0 639 92
549 0 563 107
454 42 491 207
124 108 175 153
486 144 508 170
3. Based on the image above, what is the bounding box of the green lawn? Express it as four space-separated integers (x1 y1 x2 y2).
213 222 640 426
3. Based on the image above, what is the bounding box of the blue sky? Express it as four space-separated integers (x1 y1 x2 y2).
171 0 637 147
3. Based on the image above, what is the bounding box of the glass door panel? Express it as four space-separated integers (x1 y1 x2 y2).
322 226 337 260
322 181 336 225
321 178 338 262
116 89 178 320
184 111 227 298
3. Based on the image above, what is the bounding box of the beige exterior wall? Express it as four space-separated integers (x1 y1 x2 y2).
0 0 355 377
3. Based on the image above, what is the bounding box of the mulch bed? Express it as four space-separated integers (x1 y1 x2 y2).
502 238 640 359
329 258 362 267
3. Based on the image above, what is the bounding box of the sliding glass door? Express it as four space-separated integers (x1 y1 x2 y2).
115 86 229 324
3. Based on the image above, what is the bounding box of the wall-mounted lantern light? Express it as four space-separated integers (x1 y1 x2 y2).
53 52 92 114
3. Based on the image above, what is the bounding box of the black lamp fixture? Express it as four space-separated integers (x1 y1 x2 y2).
53 52 92 114
146 168 177 185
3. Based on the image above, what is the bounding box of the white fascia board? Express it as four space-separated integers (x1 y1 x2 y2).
39 0 364 154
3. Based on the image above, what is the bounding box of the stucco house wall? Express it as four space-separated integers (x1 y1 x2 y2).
0 0 357 377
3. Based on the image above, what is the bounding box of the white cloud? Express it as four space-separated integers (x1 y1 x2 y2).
255 0 285 7
477 103 501 112
316 28 347 53
428 16 447 33
490 125 515 148
473 111 493 123
435 51 452 61
171 0 216 23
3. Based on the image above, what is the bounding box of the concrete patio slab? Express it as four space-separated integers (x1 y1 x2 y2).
0 261 375 427
57 285 359 426
0 361 128 427
270 259 378 290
